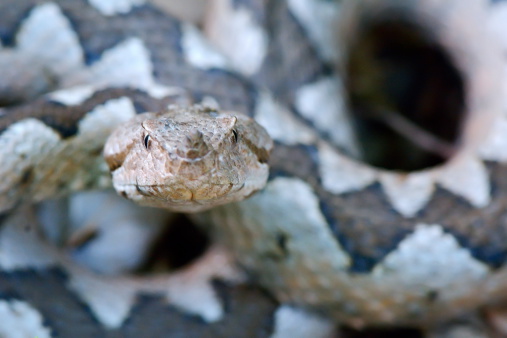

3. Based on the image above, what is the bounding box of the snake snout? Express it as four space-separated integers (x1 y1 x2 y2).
175 130 210 160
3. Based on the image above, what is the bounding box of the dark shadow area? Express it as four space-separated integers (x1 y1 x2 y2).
345 13 465 171
137 214 210 273
340 326 424 338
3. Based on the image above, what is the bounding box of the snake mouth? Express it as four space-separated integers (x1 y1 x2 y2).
119 180 240 211
343 3 466 172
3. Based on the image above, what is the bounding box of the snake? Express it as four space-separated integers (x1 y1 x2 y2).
1 0 507 336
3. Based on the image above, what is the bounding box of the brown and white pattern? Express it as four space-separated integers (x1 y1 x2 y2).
200 0 507 328
2 0 507 335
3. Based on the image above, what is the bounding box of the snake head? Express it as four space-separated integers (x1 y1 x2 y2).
103 105 273 212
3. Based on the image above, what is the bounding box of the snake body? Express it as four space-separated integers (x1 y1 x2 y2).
1 0 507 335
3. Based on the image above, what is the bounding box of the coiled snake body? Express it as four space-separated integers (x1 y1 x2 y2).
1 0 507 335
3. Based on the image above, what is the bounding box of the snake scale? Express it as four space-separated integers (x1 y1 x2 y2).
1 0 507 336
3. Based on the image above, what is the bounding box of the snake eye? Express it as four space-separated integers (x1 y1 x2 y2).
143 134 151 149
232 129 238 143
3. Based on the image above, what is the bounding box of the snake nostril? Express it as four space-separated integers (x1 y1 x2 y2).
343 9 465 172
177 130 209 159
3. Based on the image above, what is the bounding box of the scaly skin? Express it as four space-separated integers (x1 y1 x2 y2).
104 105 272 213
